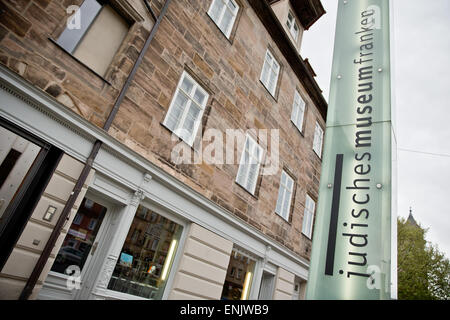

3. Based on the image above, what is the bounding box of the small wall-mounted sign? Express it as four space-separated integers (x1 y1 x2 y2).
43 205 57 222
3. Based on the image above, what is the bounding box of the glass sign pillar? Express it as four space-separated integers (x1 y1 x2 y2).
306 0 396 300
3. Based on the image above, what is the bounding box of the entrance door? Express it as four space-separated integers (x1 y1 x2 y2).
258 271 275 300
38 193 114 300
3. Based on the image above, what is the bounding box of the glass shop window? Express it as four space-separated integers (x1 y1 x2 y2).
0 126 41 221
107 205 183 300
221 248 256 300
51 198 107 274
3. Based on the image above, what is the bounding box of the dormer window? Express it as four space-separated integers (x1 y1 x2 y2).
286 11 299 41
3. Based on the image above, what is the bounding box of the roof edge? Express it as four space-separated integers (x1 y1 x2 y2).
268 0 326 30
250 0 328 120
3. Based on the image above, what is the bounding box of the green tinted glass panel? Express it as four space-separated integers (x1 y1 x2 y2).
306 0 393 300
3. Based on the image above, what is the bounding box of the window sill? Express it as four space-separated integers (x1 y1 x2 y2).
94 288 151 301
291 120 304 137
235 180 259 200
48 37 112 86
274 211 291 225
206 14 235 46
259 80 278 103
301 231 312 240
159 122 201 154
312 149 323 162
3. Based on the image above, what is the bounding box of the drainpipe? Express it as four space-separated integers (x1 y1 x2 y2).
19 0 172 300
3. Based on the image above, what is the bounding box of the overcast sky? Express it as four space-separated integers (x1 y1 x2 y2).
301 0 450 259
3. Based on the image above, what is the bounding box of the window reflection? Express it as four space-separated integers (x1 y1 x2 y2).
51 198 107 274
221 249 256 300
107 205 183 299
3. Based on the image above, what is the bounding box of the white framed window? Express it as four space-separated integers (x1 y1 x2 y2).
207 0 239 38
236 135 264 195
260 49 280 97
163 71 209 146
286 11 299 41
275 170 294 221
302 194 315 239
313 122 324 158
291 90 306 132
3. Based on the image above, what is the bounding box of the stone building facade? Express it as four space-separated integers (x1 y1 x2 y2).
0 0 327 300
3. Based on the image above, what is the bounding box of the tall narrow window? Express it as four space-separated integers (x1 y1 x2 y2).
291 90 306 132
236 135 263 195
260 50 280 97
221 248 256 300
286 11 299 41
258 271 275 300
313 122 324 158
207 0 239 38
56 0 129 76
275 170 294 221
302 195 315 239
108 205 183 300
163 71 209 146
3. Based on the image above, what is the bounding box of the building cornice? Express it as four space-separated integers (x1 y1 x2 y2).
268 0 326 30
250 0 328 120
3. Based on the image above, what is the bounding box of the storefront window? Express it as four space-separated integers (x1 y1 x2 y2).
51 198 107 274
107 205 183 299
221 248 256 300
